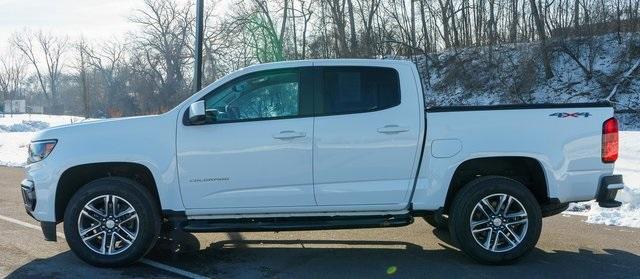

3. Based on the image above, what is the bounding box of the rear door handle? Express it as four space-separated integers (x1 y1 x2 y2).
377 125 409 134
273 130 306 140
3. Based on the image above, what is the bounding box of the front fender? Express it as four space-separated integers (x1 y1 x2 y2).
25 112 185 222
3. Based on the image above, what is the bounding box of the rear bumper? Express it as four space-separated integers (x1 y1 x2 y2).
596 175 624 208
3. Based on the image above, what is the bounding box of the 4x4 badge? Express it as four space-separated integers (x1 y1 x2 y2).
549 112 591 118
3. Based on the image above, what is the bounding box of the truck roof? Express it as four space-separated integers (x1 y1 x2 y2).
241 59 415 72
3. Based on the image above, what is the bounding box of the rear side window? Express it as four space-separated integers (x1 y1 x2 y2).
317 67 400 115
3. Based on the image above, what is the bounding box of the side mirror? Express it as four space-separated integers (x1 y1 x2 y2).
188 100 206 125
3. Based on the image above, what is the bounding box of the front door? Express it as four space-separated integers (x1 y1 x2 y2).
177 67 316 209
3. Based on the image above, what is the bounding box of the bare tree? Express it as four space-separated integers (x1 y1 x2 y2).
529 0 555 79
347 0 358 55
437 0 453 48
12 30 68 113
0 49 27 115
72 39 91 118
298 0 314 59
201 1 231 83
326 0 351 57
229 0 291 62
85 40 129 116
510 0 520 42
130 0 194 110
355 0 382 56
0 57 7 106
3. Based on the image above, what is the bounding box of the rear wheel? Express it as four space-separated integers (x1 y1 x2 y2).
449 176 542 265
63 177 160 267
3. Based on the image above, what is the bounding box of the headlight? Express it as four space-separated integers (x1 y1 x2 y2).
28 139 57 163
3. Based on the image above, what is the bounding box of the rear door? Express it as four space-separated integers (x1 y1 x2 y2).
312 63 422 206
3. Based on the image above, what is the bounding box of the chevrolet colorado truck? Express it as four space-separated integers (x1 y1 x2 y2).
21 59 624 266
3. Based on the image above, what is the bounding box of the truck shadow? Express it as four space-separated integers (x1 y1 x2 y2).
5 229 640 278
143 230 640 278
4 251 177 278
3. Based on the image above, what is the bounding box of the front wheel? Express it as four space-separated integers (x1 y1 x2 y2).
63 177 161 267
449 176 542 265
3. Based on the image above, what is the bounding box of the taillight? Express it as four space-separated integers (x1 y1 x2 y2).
602 117 618 163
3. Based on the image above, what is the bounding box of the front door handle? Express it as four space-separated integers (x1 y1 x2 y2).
377 125 409 134
273 130 306 140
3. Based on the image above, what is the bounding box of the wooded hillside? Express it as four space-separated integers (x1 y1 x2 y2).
0 0 638 118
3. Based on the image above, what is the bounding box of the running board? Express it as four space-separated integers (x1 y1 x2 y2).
181 214 414 232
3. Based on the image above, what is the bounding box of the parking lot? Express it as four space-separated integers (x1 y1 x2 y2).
1 166 639 278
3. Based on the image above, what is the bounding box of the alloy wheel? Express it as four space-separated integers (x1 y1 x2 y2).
77 194 139 255
469 193 529 252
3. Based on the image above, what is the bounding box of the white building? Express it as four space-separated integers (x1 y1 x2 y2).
28 106 44 114
3 100 26 113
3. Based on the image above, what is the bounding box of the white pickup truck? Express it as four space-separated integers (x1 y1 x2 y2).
22 59 624 267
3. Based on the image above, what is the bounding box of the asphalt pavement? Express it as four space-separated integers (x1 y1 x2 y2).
1 166 639 278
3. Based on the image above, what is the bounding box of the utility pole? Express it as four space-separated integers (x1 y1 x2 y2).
193 0 204 92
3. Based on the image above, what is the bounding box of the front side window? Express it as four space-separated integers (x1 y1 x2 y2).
317 67 401 115
204 69 301 122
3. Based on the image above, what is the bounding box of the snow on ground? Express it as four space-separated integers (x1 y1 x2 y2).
0 132 32 167
0 114 87 167
565 131 640 228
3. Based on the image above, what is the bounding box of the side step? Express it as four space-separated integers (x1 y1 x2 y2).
182 214 414 233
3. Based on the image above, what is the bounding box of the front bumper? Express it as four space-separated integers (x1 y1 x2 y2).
596 175 624 208
21 179 57 241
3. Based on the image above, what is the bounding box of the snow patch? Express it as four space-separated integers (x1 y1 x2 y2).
0 120 50 132
0 132 33 167
565 131 640 228
0 114 88 167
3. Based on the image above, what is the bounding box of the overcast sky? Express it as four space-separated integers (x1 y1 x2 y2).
0 0 233 53
0 0 144 50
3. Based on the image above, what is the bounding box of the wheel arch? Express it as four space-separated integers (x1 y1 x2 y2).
55 162 161 223
443 156 549 214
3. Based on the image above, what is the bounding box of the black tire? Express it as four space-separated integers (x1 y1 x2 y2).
448 176 542 265
423 213 448 230
63 177 161 267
